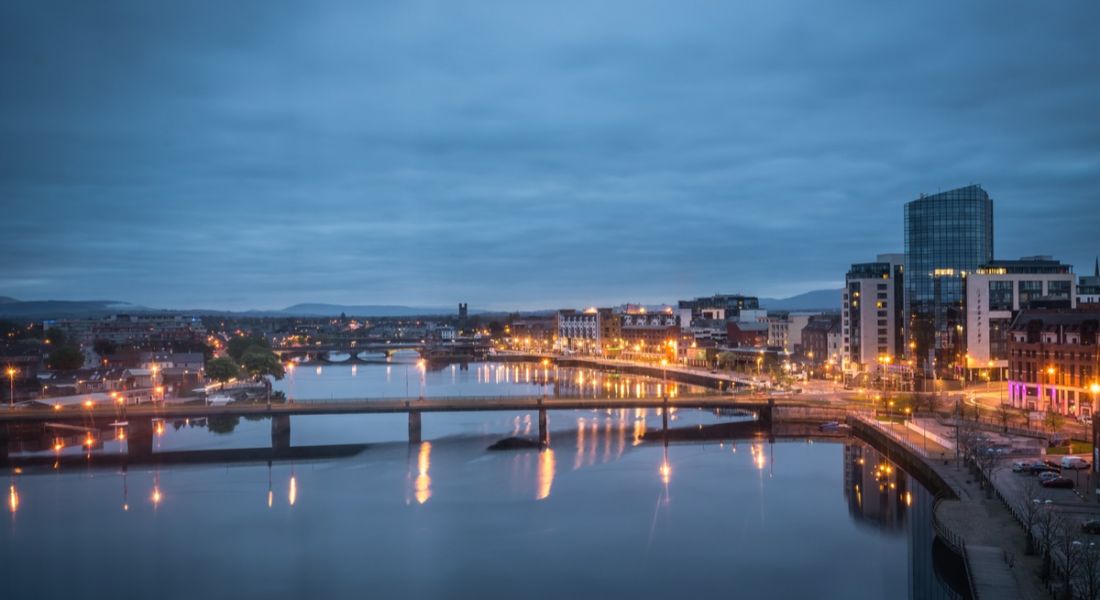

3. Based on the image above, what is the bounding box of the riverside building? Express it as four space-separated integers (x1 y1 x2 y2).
842 254 904 373
963 257 1075 379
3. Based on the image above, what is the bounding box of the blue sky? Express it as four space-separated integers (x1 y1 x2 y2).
2 1 1098 310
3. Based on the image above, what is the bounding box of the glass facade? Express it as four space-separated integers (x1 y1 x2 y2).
904 184 993 374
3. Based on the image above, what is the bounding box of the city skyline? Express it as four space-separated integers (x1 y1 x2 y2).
3 2 1099 311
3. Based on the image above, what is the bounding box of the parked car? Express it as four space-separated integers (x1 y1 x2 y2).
1044 459 1064 469
1061 456 1090 470
1030 463 1060 475
1041 477 1075 489
1083 520 1100 534
1038 471 1061 483
1012 461 1034 473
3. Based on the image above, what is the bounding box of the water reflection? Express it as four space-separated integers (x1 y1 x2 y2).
407 440 431 506
270 360 704 401
536 449 555 500
843 442 909 533
3 414 965 600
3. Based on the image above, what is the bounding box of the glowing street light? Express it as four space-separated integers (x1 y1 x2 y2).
5 366 15 408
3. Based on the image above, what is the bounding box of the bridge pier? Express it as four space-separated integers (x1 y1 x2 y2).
271 415 291 450
538 408 548 446
662 397 669 447
408 410 422 444
128 418 154 459
0 425 9 464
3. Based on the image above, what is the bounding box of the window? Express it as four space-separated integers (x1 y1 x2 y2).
989 280 1013 311
1019 281 1043 306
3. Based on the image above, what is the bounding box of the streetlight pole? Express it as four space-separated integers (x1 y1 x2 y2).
6 367 15 409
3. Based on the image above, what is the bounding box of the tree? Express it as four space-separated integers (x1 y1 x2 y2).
240 347 285 408
1038 504 1060 582
1055 514 1083 600
240 347 285 381
227 336 270 362
92 338 117 357
997 403 1011 432
1020 481 1042 555
1046 411 1064 435
205 356 240 387
1080 542 1100 600
922 393 938 414
48 345 84 371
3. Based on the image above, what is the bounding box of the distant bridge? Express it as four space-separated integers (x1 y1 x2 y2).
275 340 491 362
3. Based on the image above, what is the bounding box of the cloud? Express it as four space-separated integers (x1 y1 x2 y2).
1 0 1098 310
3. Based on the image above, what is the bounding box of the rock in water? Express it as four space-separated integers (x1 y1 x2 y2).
487 436 542 451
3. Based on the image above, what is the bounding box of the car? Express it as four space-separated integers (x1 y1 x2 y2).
1038 471 1061 482
1012 461 1034 473
1041 477 1075 489
1061 456 1090 470
1030 463 1060 475
1083 520 1100 534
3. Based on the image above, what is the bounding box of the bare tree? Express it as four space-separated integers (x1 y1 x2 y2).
1019 481 1042 555
923 392 938 414
1038 505 1060 582
973 438 1000 497
1054 513 1083 600
997 403 1011 433
1080 541 1100 600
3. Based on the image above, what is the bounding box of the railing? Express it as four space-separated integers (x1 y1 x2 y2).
932 496 967 554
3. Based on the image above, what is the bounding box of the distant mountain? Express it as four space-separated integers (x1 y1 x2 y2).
0 296 19 304
279 303 472 317
0 299 148 319
759 289 841 311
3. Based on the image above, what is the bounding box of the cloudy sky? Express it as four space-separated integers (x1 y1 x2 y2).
2 1 1098 311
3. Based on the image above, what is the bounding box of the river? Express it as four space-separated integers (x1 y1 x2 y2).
0 359 965 599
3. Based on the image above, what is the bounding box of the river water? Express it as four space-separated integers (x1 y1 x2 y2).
1 359 963 599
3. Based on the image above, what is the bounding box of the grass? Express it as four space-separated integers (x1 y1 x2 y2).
1046 441 1094 456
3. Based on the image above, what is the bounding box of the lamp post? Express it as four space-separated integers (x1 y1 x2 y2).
5 367 15 409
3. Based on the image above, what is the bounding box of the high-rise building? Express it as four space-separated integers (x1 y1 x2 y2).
904 184 994 375
964 256 1076 377
842 254 904 372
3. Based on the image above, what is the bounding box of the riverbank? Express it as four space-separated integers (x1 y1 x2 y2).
851 416 1049 599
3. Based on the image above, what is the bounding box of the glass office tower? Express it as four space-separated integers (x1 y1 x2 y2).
904 184 994 376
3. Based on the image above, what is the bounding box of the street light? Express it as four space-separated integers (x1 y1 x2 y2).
5 366 15 409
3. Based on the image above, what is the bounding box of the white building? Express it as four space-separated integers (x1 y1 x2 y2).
964 257 1076 373
556 308 617 355
842 254 904 372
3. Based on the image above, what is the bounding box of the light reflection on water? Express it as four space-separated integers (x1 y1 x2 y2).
0 361 961 600
2 425 933 600
274 360 702 401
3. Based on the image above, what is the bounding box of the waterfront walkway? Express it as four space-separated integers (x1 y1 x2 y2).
854 416 1036 600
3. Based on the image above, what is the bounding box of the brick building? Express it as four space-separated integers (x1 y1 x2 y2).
1007 309 1100 416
